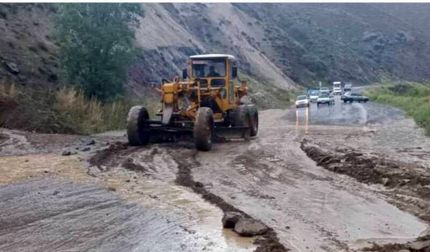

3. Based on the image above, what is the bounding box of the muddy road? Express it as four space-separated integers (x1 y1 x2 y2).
1 95 430 251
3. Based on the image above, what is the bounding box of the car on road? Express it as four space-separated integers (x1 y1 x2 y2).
295 95 310 108
308 89 319 102
320 87 331 94
317 93 335 106
333 81 342 95
343 83 352 94
341 92 369 103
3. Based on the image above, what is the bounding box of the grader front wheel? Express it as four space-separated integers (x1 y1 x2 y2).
194 107 214 151
248 105 259 137
233 105 251 139
127 106 150 146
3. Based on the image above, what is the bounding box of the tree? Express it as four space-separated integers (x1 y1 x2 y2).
56 4 143 101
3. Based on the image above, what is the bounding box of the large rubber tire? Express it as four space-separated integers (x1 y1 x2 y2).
247 104 259 137
233 105 251 139
194 107 214 151
127 106 150 146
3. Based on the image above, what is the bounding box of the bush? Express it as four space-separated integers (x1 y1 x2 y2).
55 4 143 101
53 87 157 134
367 82 430 135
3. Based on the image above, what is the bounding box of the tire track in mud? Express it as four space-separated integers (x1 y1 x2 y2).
90 143 288 252
169 149 288 252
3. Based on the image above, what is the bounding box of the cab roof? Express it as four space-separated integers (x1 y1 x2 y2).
190 54 235 60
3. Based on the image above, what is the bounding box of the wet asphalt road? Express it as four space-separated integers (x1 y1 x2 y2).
1 91 429 252
286 93 405 127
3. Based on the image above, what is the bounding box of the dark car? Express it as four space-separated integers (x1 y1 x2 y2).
341 92 369 103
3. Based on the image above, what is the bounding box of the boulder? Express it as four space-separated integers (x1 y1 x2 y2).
81 138 95 145
222 211 243 228
4 62 19 74
234 218 269 236
408 240 430 250
80 147 91 152
61 150 71 156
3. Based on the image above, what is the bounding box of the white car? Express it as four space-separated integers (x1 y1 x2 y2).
308 90 319 102
295 95 310 108
317 93 335 106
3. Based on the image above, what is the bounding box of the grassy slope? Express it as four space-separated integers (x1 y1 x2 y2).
0 83 159 134
366 82 430 135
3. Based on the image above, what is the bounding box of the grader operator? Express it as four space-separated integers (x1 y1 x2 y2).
127 54 258 151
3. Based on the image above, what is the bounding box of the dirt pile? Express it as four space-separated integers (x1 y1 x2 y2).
301 138 430 222
363 234 430 252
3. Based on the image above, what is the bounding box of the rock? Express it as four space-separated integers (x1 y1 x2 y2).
408 240 430 250
62 150 72 156
87 166 100 177
381 177 390 186
222 211 243 228
233 218 269 236
82 138 95 146
81 147 91 152
4 61 19 74
194 181 204 188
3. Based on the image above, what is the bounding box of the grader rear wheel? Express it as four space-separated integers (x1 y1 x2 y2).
194 107 214 151
127 106 150 146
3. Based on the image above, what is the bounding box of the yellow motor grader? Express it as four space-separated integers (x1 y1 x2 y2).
127 54 258 151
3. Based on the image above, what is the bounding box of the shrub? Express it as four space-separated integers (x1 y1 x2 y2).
53 87 153 134
367 82 430 135
55 4 143 101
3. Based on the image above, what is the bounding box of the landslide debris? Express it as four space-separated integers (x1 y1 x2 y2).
89 142 289 252
363 235 430 252
300 138 430 222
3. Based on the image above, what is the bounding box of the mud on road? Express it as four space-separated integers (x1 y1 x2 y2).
1 96 430 251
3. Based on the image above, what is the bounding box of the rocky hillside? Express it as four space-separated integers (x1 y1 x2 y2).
131 3 430 90
2 3 430 95
0 4 58 88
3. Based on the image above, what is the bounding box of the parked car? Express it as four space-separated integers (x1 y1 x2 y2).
295 95 310 108
341 92 369 103
317 93 335 106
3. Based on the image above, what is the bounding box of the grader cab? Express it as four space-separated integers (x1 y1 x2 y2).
127 54 258 151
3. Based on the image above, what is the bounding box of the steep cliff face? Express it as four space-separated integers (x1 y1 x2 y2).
131 3 430 89
232 3 430 85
